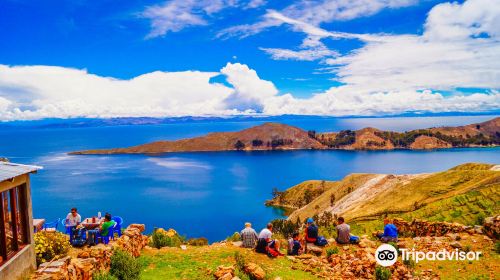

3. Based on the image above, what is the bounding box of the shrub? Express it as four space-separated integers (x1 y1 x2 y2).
187 237 208 246
93 271 118 280
270 219 299 238
475 213 486 225
34 231 71 265
403 258 416 270
150 228 183 248
226 232 241 242
326 247 339 258
375 266 392 280
495 242 500 254
110 249 141 280
464 245 472 253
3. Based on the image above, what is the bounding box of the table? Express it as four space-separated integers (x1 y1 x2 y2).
33 218 45 232
81 218 104 230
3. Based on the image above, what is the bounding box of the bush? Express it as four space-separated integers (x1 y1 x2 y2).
326 247 339 258
150 228 183 248
495 242 500 254
110 249 141 280
93 271 118 280
187 237 208 246
34 231 71 265
226 232 241 242
403 258 416 270
375 266 392 280
270 219 299 238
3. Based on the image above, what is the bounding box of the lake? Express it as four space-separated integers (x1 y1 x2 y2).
1 115 498 241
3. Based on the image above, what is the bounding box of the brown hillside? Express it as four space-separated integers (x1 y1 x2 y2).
70 123 326 155
409 135 452 149
430 117 500 137
350 127 395 150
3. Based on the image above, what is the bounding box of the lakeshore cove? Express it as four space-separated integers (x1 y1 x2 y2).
2 115 499 242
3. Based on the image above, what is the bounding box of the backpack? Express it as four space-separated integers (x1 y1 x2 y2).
307 225 318 240
314 236 328 246
71 228 87 247
255 238 268 254
266 246 280 258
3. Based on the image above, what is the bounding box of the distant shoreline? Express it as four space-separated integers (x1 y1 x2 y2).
69 117 500 155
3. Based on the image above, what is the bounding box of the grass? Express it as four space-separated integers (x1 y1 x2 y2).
139 246 320 280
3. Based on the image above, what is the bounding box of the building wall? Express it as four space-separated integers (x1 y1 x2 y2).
0 245 36 279
0 174 36 279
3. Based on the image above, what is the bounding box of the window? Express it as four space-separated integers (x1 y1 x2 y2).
0 183 29 265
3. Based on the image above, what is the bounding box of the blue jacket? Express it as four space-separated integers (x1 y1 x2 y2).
383 223 398 238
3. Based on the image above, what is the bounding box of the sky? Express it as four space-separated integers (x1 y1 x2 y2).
0 0 499 120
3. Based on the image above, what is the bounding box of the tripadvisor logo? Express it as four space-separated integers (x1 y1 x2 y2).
375 244 398 266
375 244 482 267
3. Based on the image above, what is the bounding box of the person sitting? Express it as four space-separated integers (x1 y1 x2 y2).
377 218 398 243
87 213 115 245
335 217 359 244
287 232 303 256
240 222 258 248
65 208 81 241
256 223 283 256
304 218 319 243
65 207 81 228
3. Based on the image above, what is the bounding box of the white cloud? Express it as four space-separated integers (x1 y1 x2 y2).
1 0 499 120
260 44 339 61
218 0 417 38
142 0 239 38
221 62 278 112
246 0 267 9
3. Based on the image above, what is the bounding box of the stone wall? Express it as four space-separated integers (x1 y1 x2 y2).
391 217 497 238
32 224 148 280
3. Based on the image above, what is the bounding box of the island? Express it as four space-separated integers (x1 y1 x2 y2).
69 117 500 155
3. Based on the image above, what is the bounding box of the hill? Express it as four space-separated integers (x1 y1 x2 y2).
270 163 499 228
70 117 500 155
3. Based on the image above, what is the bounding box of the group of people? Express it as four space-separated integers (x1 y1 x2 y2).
239 216 399 257
64 208 116 246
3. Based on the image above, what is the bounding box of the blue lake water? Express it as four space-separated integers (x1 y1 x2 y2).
0 115 498 241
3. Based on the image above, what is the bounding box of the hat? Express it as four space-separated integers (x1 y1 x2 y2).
306 218 314 224
245 222 251 227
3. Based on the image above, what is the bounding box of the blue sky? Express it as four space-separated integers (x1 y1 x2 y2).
0 0 498 120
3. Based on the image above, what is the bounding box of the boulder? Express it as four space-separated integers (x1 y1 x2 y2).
214 265 235 279
244 263 266 280
450 241 462 249
128 224 145 232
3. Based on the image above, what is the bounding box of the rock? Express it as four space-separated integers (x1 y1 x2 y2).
219 272 233 280
306 243 323 255
231 241 243 247
231 277 242 280
214 265 235 279
244 263 266 280
396 241 406 248
450 241 462 249
128 223 145 232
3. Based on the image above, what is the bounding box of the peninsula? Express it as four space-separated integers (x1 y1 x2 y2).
69 117 500 155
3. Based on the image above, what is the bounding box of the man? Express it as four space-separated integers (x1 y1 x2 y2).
65 208 81 227
304 218 318 243
336 216 357 244
240 222 258 248
377 218 398 243
288 232 302 256
256 223 282 256
87 213 115 245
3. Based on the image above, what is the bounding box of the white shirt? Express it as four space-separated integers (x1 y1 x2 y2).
258 228 272 239
65 213 81 226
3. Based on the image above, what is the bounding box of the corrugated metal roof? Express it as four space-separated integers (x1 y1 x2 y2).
0 162 42 182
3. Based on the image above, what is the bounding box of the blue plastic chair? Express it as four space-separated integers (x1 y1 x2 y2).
97 222 116 245
111 216 123 238
42 218 60 232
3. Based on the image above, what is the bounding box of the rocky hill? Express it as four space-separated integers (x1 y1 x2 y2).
269 163 499 227
70 117 500 155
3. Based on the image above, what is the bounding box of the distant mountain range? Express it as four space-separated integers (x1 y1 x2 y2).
2 112 499 129
70 117 500 155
